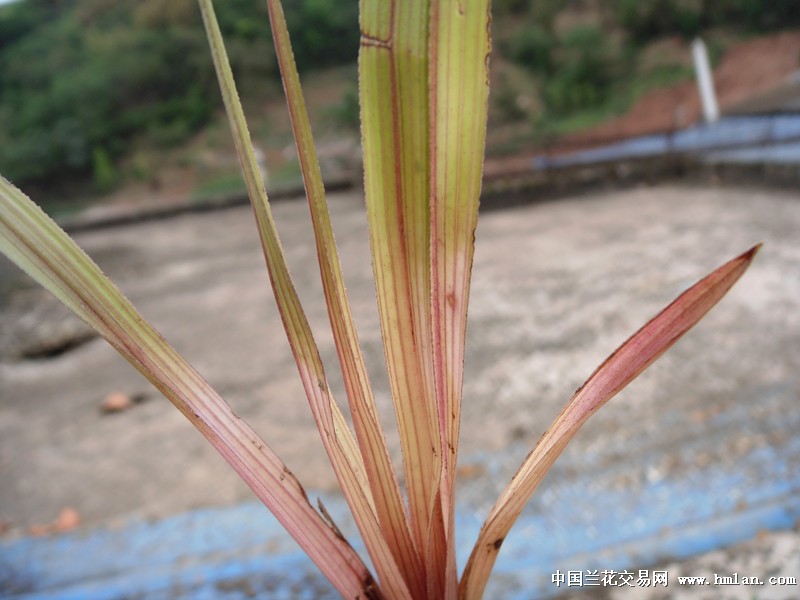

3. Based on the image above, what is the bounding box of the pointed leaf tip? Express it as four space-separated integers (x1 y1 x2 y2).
744 242 762 260
571 241 760 407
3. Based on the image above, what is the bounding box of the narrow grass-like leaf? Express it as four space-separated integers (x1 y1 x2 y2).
198 1 411 596
266 1 423 596
459 245 761 599
429 1 492 595
359 0 444 582
0 176 378 599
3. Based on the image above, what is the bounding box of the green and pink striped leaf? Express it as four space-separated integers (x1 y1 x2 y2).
265 0 423 595
198 0 415 596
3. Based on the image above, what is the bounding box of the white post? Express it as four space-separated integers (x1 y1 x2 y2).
692 38 719 124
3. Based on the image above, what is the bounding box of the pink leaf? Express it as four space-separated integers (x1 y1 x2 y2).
460 244 761 599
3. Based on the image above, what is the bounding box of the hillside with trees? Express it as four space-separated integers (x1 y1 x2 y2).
0 0 798 203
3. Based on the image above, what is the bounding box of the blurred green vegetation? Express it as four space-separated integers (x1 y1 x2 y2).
497 0 800 133
615 0 800 42
542 25 622 115
0 0 796 197
190 171 246 202
0 0 357 191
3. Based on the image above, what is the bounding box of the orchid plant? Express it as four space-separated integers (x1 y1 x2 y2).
0 1 758 599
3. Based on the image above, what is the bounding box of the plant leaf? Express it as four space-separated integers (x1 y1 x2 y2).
459 244 760 599
198 1 411 596
359 2 492 595
359 0 444 581
0 176 378 599
265 0 423 595
429 0 492 595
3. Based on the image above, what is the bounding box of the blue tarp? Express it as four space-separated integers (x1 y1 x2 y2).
535 115 800 169
3 393 799 598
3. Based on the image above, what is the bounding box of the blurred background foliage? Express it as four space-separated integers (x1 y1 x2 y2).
0 0 356 192
0 0 797 197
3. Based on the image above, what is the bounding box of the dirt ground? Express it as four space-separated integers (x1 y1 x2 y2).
1 183 798 591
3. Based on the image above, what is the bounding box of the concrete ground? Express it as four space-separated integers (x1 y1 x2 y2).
0 183 798 597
